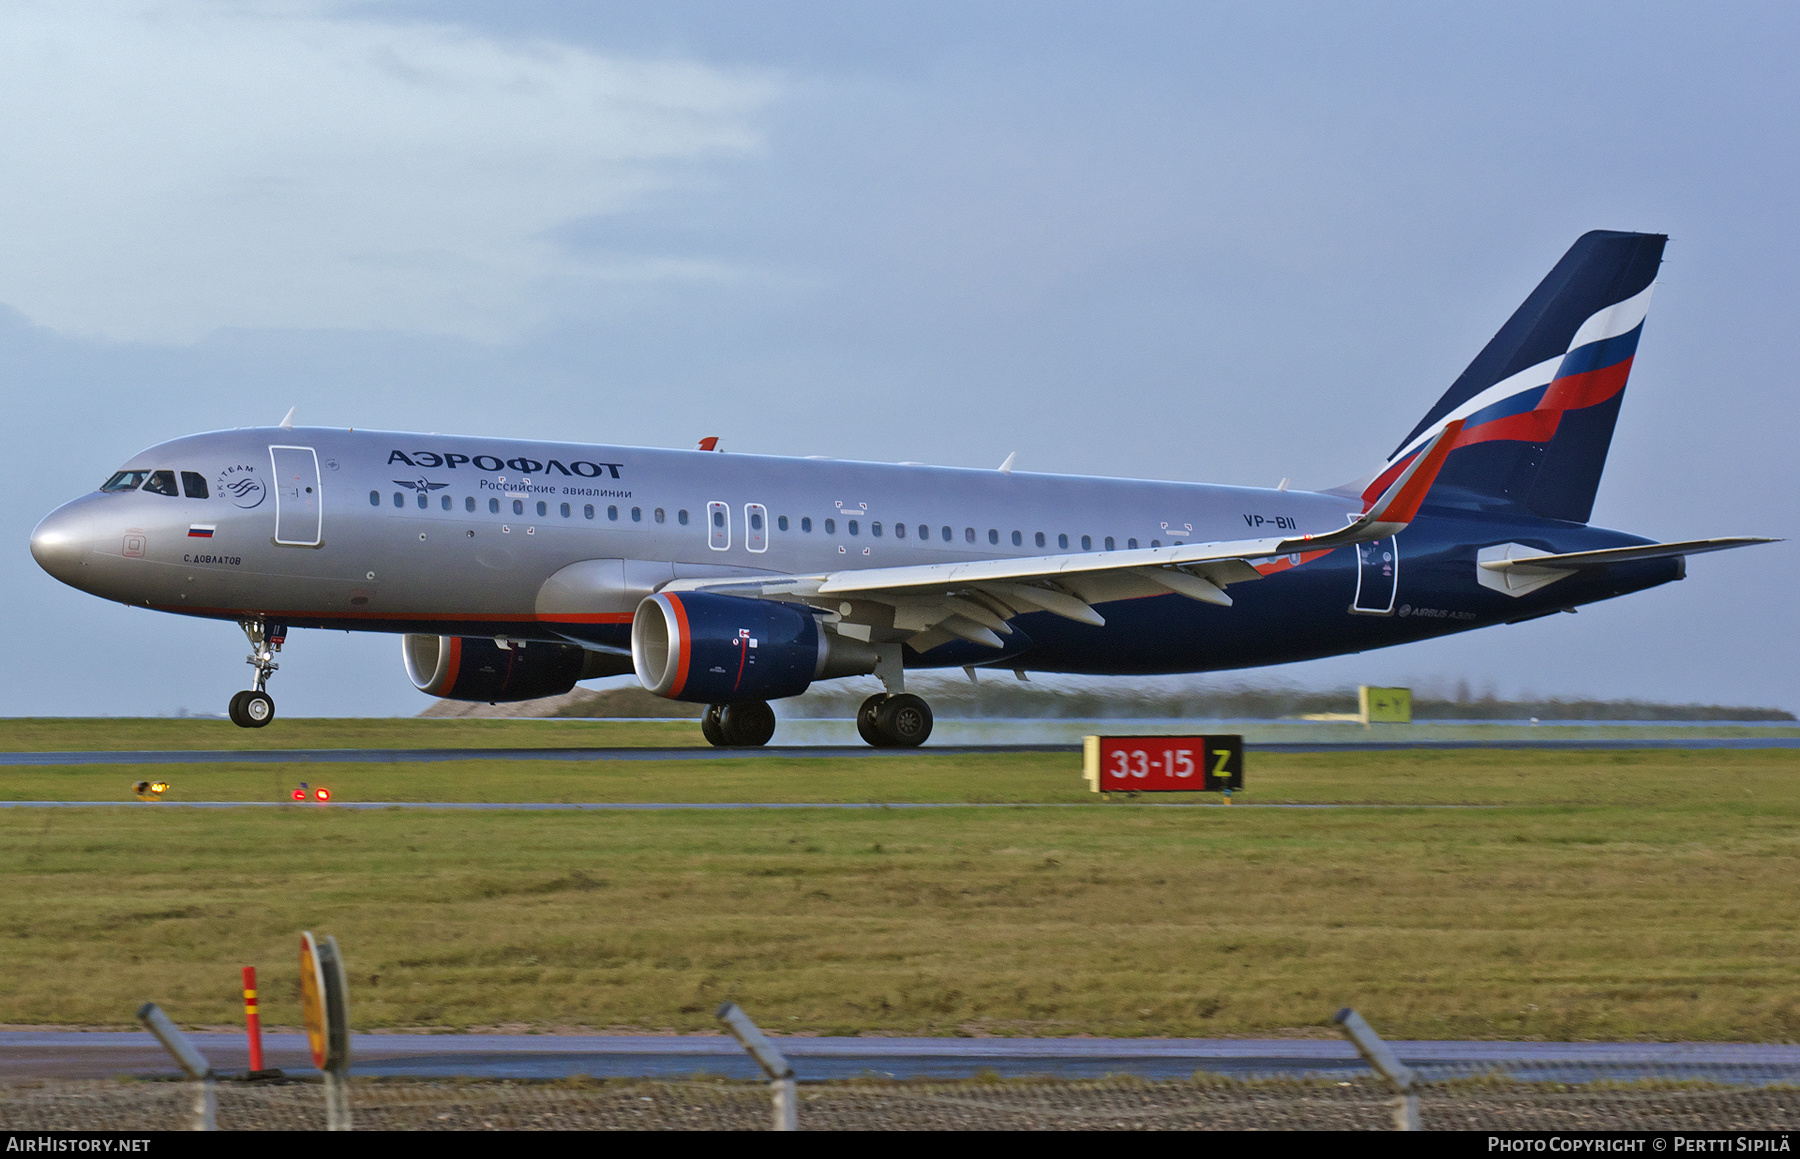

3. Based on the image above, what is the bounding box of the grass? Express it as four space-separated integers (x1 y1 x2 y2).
4 746 1800 1041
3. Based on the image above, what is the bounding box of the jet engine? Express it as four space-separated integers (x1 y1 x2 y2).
403 634 631 702
632 592 877 704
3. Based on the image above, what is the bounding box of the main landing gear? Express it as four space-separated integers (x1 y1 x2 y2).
856 693 933 748
701 701 778 747
228 618 285 728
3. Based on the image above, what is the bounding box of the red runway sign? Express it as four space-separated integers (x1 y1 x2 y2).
1083 735 1243 792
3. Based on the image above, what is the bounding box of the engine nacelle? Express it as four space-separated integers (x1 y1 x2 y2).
633 592 875 704
404 634 631 702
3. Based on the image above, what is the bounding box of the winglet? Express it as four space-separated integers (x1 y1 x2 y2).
1277 419 1462 553
1365 418 1463 525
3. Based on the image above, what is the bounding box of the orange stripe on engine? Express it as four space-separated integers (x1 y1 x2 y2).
666 594 692 698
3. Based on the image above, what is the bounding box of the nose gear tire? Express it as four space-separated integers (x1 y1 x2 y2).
230 690 275 728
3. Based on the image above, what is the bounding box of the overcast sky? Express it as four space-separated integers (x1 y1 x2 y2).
6 0 1795 717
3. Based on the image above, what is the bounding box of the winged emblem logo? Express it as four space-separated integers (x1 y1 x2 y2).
394 478 451 493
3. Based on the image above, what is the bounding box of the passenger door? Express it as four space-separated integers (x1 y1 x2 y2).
270 445 323 546
1350 536 1398 614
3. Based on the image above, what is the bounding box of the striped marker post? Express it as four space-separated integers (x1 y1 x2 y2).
242 966 264 1073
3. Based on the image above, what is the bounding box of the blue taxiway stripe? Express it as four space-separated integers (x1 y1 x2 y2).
7 1031 1799 1083
0 738 1795 766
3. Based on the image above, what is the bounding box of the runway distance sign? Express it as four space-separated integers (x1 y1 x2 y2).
1083 735 1243 793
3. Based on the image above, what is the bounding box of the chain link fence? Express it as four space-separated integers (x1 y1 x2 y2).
5 1067 1799 1131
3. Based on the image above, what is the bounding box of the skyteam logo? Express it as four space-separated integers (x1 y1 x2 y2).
215 464 266 509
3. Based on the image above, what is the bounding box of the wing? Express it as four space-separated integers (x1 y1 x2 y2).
661 423 1465 652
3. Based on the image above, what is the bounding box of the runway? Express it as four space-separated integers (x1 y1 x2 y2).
1 737 1796 766
8 1031 1798 1084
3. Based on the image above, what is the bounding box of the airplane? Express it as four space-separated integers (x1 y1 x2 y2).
29 230 1775 746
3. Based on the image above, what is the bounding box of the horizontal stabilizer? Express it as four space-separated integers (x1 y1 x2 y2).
1478 537 1779 572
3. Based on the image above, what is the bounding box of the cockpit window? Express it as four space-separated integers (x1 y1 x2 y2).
100 470 148 492
142 471 180 496
180 471 209 499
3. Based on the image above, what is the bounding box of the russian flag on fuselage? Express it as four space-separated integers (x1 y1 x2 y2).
1368 231 1666 524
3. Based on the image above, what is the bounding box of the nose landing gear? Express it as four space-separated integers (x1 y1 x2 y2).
228 618 284 728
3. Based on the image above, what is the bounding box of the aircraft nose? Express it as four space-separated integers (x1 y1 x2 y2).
31 500 96 587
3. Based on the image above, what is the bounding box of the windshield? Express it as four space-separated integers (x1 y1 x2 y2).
100 470 148 492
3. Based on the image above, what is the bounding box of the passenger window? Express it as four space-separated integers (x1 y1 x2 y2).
180 471 209 499
1011 530 1022 546
802 517 813 532
101 470 149 492
560 502 570 518
1081 535 1092 550
751 511 764 530
584 504 594 519
394 493 404 508
632 507 642 522
1035 532 1046 548
441 495 452 511
988 529 998 545
1058 533 1069 549
1103 536 1114 551
417 493 428 509
778 515 790 531
535 501 547 517
1128 538 1138 549
893 522 905 538
608 505 618 520
964 527 975 543
941 526 951 542
143 471 180 496
1151 539 1161 548
919 525 929 540
848 520 859 536
489 498 501 514
825 518 836 534
654 508 665 524
466 496 476 512
368 490 380 507
512 500 524 515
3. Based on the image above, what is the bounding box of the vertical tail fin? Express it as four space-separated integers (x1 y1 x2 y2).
1371 230 1666 523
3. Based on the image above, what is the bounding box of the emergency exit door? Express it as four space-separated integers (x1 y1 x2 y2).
270 445 323 546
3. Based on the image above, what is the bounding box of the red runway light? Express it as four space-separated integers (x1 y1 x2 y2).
290 789 305 801
315 787 330 801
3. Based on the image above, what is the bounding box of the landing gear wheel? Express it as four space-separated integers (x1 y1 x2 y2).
865 693 932 748
701 704 727 747
240 690 275 728
717 701 776 747
229 689 274 728
856 693 890 745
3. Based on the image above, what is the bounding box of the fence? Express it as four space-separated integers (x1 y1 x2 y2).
4 1069 1799 1131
